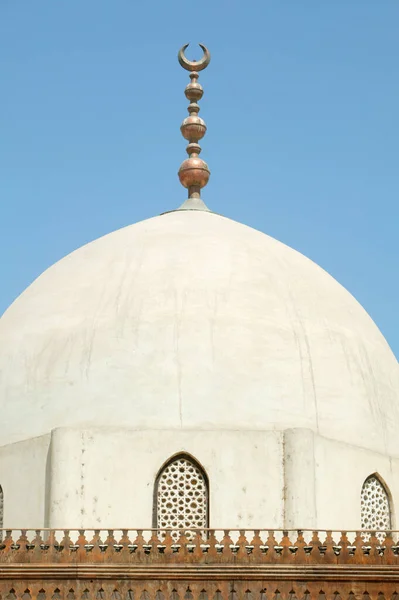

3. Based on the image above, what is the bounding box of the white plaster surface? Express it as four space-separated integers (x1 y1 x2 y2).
43 426 399 530
278 427 399 531
313 431 399 530
0 434 50 528
0 210 397 454
47 427 284 529
284 429 317 529
0 425 398 530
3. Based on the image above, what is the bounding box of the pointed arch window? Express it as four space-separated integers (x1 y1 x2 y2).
361 474 391 532
154 454 209 532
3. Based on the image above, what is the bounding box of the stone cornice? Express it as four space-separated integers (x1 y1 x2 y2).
0 564 399 582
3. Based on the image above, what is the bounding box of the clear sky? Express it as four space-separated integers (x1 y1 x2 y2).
1 1 398 358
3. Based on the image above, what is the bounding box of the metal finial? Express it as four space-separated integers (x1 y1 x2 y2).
178 43 211 72
178 44 211 205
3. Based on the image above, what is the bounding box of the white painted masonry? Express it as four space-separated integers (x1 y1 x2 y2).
0 427 397 529
0 209 398 529
0 434 50 527
47 427 284 529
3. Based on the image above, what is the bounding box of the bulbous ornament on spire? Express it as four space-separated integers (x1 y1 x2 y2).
177 44 211 206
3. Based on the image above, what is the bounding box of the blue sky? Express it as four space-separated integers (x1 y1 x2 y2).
1 1 398 358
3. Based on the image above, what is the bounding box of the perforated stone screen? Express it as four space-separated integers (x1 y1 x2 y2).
361 475 391 532
156 456 208 532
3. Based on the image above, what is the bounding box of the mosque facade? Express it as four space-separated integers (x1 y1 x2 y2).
0 45 398 600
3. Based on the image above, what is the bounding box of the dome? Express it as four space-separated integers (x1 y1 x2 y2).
0 209 398 454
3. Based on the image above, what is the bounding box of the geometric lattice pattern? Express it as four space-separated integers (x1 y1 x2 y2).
156 456 208 532
361 475 391 531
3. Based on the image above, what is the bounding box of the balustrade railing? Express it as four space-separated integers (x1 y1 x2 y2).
0 529 398 564
0 530 399 600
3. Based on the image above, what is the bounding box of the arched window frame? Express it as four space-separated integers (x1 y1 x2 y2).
153 453 209 531
361 473 392 533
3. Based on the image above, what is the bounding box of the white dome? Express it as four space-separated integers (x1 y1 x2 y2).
0 210 398 454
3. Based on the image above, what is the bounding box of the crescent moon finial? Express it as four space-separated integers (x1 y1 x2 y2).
178 43 211 72
177 44 211 209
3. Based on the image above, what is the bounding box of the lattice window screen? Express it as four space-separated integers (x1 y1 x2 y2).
155 456 208 532
361 475 391 532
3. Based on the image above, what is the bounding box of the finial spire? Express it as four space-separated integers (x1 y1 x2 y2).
177 44 211 210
